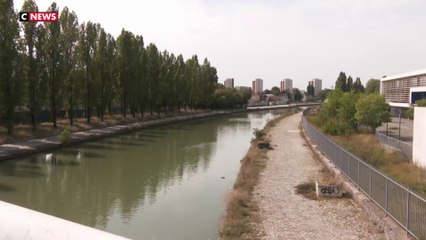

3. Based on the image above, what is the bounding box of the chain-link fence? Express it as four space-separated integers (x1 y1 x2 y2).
375 130 413 161
302 117 426 239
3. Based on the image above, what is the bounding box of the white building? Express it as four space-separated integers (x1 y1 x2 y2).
381 68 426 115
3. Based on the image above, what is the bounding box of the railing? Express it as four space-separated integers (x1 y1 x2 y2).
302 117 426 240
375 130 413 161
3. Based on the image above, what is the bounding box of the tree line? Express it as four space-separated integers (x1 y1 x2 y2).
314 71 389 135
0 0 219 135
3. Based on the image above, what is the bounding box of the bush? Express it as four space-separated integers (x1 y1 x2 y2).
60 128 71 143
252 128 265 139
406 107 414 119
321 118 354 135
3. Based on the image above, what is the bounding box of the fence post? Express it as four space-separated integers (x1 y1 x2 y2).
369 168 372 197
406 188 410 235
385 177 388 214
357 160 360 184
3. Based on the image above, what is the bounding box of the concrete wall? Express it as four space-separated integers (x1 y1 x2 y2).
413 107 426 168
0 200 130 240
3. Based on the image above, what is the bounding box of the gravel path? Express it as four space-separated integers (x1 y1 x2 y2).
253 112 386 240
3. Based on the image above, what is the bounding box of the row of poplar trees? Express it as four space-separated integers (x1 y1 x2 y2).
0 0 218 135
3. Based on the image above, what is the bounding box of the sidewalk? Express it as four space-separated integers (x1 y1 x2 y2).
378 117 413 144
0 111 230 161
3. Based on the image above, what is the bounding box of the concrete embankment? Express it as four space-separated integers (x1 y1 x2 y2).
0 110 246 161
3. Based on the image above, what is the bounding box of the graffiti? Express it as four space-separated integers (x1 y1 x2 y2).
315 181 342 197
320 185 340 195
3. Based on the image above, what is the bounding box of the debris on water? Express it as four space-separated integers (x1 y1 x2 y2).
221 176 225 179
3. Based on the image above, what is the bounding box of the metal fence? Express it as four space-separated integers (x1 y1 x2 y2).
376 130 413 161
302 117 426 240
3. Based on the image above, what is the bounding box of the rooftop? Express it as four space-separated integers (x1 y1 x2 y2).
382 68 426 82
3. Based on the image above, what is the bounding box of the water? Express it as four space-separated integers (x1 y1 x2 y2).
0 110 285 239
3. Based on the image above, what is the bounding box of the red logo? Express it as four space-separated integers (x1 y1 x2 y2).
19 12 58 22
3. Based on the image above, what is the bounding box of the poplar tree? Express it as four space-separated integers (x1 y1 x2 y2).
60 7 79 125
44 2 62 128
21 0 39 130
0 0 21 134
335 71 347 92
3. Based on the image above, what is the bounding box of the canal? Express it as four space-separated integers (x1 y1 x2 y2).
0 110 286 240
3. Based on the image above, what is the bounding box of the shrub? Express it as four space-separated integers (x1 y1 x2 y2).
406 107 414 119
252 128 265 139
60 128 71 143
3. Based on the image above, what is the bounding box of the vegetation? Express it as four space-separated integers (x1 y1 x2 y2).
335 71 365 93
331 133 426 197
213 85 251 109
0 0 226 135
294 182 317 200
314 72 389 135
60 128 70 143
406 98 426 119
364 79 380 94
306 83 314 98
220 109 299 240
355 94 390 132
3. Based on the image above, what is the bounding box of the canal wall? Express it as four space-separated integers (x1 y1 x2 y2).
0 110 238 161
0 104 314 162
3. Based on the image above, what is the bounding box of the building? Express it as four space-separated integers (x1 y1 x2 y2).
224 78 234 88
280 78 293 92
308 78 322 96
252 78 263 95
381 68 426 115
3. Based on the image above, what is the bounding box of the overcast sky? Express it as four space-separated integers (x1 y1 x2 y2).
14 0 426 90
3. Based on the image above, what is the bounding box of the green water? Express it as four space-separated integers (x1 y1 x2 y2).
0 110 285 240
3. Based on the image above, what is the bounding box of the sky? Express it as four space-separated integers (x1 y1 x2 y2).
14 0 426 90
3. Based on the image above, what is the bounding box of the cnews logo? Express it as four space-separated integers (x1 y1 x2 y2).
19 12 58 22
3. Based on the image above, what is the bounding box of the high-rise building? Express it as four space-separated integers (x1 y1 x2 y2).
280 79 293 92
224 78 234 88
309 78 322 96
252 78 263 95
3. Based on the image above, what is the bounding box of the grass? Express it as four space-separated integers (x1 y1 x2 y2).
0 109 207 144
294 182 317 200
219 109 300 240
308 113 426 198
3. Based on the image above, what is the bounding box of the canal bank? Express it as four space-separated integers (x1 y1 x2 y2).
0 109 285 239
0 110 246 161
220 111 387 239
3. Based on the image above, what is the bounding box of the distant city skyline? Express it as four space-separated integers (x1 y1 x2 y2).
13 0 426 90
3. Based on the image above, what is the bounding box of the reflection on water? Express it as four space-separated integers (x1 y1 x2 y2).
0 109 288 239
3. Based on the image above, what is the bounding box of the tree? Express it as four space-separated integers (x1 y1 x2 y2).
60 7 79 125
145 43 160 115
352 77 364 93
307 83 315 98
355 94 390 132
293 88 303 102
0 0 21 134
45 2 62 128
335 71 347 92
365 79 380 94
21 0 39 130
347 76 353 92
271 86 280 96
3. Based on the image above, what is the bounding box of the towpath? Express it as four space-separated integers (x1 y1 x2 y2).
253 112 386 240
